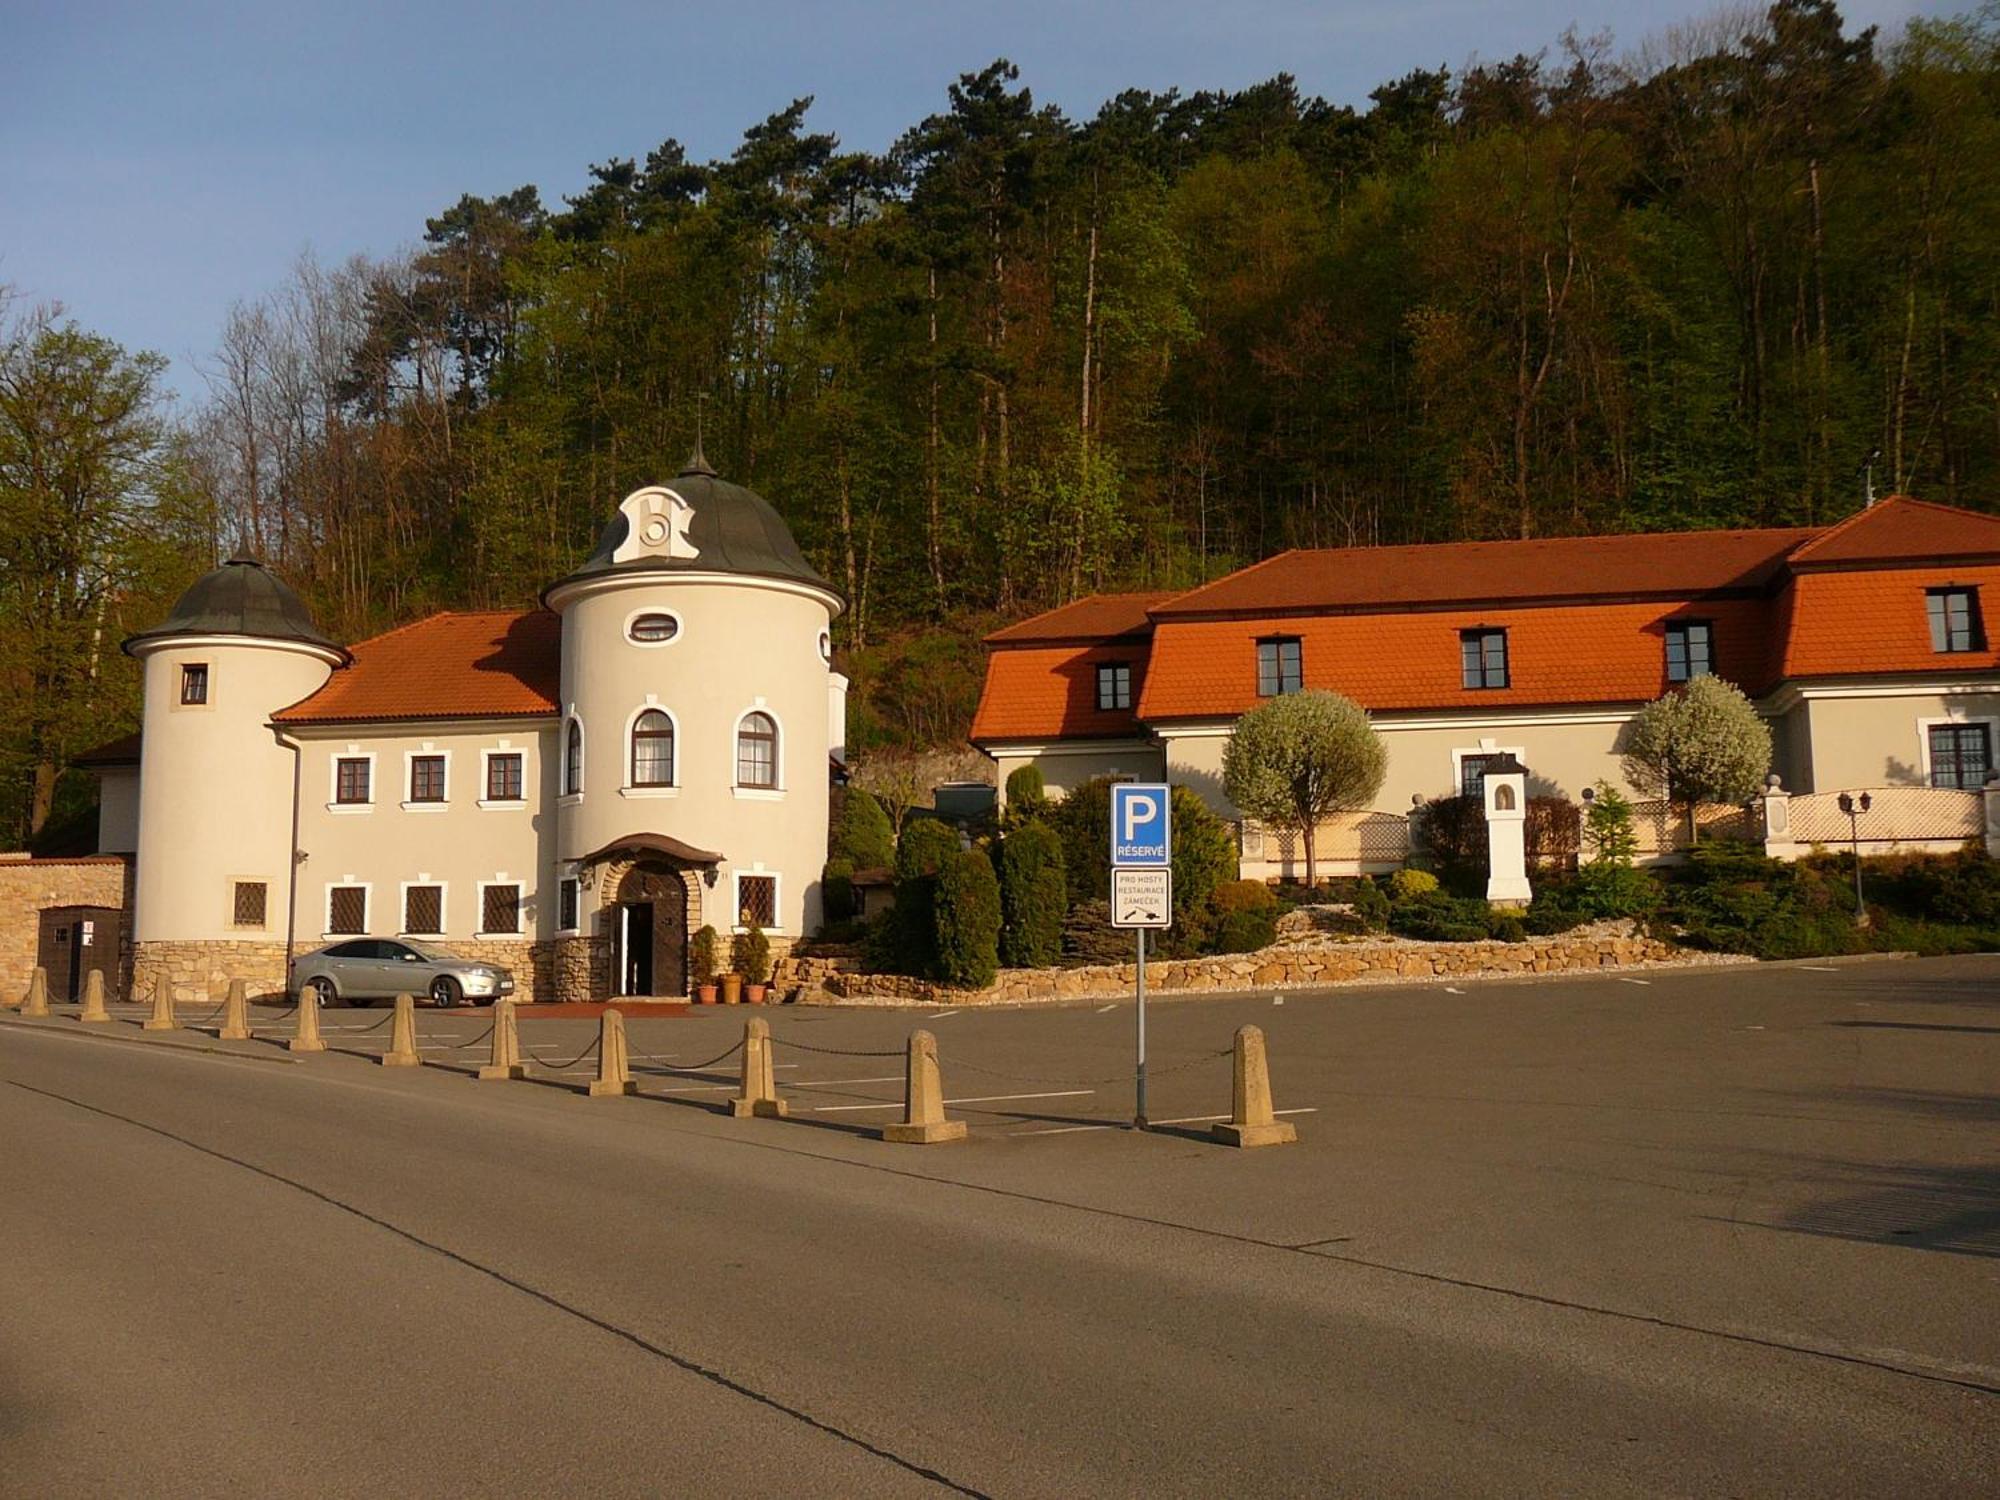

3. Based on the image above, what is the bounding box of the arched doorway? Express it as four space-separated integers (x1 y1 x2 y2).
613 864 689 997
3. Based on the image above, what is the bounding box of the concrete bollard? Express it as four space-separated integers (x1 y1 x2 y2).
1213 1024 1297 1148
77 970 111 1024
477 998 525 1081
218 979 251 1041
881 1030 967 1144
142 976 178 1032
288 986 327 1053
728 1017 788 1119
381 993 421 1067
19 967 49 1017
587 1008 635 1097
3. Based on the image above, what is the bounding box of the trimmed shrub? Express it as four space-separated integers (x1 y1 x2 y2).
1487 910 1528 944
1047 778 1241 955
998 821 1067 968
833 787 897 871
1003 765 1048 829
896 818 961 880
1421 792 1581 872
1061 900 1128 965
1351 876 1390 930
1387 868 1439 901
822 858 856 924
690 925 719 984
1049 777 1116 905
1388 889 1494 942
935 849 1002 988
1204 879 1279 954
732 924 772 985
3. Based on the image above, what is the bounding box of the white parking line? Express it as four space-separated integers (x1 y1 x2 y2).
787 1076 904 1088
812 1088 1094 1114
1618 978 1652 986
929 1008 961 1020
1798 965 1840 972
1095 1004 1117 1014
1016 1123 1114 1136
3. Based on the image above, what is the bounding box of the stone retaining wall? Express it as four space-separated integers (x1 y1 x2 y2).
134 939 292 1005
0 856 132 1001
800 929 1680 1006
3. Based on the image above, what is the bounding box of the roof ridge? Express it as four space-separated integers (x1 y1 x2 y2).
343 607 541 653
1789 493 2000 562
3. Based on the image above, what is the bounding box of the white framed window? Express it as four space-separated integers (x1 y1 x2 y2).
330 750 377 811
624 606 683 647
1451 740 1525 800
477 880 525 937
1917 714 1997 790
732 870 781 934
623 703 680 797
401 746 450 810
325 882 371 937
400 880 447 936
733 706 783 797
562 714 585 798
479 745 528 808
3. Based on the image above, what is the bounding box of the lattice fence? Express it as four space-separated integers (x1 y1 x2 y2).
1629 799 1760 855
1786 787 1982 848
1242 811 1411 870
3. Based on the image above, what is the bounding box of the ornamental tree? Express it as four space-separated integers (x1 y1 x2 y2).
1222 690 1387 888
1621 676 1772 842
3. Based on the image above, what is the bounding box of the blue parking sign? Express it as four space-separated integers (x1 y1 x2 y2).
1110 783 1171 867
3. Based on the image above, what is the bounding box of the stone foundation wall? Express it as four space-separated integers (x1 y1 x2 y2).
0 855 133 1001
135 939 292 1005
811 929 1681 1006
551 934 608 1003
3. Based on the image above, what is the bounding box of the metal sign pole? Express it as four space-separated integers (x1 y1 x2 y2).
1135 926 1148 1129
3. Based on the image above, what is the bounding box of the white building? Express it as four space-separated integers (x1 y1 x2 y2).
108 454 846 1002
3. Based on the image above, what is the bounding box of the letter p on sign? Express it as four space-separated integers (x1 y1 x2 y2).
1110 782 1172 867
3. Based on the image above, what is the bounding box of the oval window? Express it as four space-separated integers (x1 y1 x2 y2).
628 612 679 644
818 631 831 662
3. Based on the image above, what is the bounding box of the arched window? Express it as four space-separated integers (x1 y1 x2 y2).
736 711 778 789
631 710 675 787
564 719 583 795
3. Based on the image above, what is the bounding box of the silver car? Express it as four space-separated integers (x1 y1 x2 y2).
295 939 514 1009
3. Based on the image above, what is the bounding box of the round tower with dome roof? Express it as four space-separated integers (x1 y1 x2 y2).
124 559 346 1001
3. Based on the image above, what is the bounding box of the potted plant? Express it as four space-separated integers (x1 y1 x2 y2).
690 925 720 1004
734 923 772 1004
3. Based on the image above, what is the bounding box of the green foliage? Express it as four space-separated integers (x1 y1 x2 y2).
1387 868 1439 900
1351 876 1390 930
934 849 1002 988
1003 765 1047 828
1049 778 1115 906
690 925 719 985
1583 782 1639 866
896 818 961 881
1223 691 1387 884
731 924 772 985
1622 678 1773 835
998 820 1067 968
1387 889 1502 943
833 788 896 870
1047 779 1239 954
1202 879 1279 954
822 859 856 924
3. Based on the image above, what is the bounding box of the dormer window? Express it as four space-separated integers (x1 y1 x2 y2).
1927 588 1984 653
1666 621 1713 682
629 612 680 645
1460 629 1509 690
1096 662 1132 711
1256 637 1302 696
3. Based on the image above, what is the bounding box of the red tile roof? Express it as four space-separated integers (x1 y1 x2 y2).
1778 565 2000 679
273 610 560 724
984 591 1176 645
970 643 1151 745
1788 496 2000 566
1151 528 1815 617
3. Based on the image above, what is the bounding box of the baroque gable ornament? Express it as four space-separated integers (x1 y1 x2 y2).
611 486 701 564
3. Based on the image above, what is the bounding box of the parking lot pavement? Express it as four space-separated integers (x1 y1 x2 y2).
3 953 1994 1494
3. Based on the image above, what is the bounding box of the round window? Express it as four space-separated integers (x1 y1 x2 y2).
629 612 680 644
818 631 831 662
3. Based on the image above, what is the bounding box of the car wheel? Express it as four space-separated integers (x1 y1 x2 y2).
306 977 338 1008
430 976 462 1009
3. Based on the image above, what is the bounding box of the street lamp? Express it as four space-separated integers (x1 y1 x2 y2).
1836 790 1873 920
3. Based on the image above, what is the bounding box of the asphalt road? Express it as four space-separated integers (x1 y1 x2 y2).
2 955 1996 1496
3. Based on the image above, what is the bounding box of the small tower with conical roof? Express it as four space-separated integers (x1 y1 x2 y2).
125 559 346 1001
542 457 844 997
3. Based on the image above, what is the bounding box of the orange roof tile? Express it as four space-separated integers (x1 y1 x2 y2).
1788 495 2000 566
970 643 1150 745
984 591 1178 645
1137 598 1780 721
1778 565 2000 679
274 610 560 724
1152 528 1815 617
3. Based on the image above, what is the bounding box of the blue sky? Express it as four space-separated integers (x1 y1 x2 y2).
1 0 1953 402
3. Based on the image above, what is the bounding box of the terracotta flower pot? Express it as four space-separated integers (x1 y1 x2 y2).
696 982 718 1005
721 973 743 1005
745 983 768 1005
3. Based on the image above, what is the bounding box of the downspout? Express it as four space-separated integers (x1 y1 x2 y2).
273 725 304 1000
